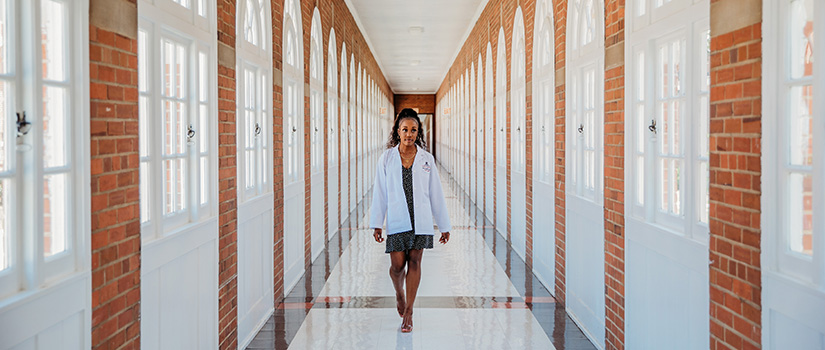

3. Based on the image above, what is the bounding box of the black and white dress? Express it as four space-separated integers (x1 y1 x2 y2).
385 165 434 253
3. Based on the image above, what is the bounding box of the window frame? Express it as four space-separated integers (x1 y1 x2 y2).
236 0 273 203
138 1 217 240
764 0 823 285
626 0 710 239
0 0 91 300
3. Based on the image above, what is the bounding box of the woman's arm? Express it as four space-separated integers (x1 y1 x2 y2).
428 159 452 233
369 151 389 231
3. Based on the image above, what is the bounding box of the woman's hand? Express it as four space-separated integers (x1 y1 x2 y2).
439 232 450 244
373 228 384 243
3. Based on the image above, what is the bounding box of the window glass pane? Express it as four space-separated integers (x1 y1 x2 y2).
0 179 8 270
0 81 8 170
637 157 644 205
701 31 710 92
199 104 207 153
788 173 813 256
173 0 190 9
198 0 206 17
138 30 148 92
199 52 207 102
0 0 8 74
789 85 814 166
200 157 207 205
42 86 67 168
699 162 709 223
140 162 149 223
43 173 67 257
41 0 66 82
790 0 814 80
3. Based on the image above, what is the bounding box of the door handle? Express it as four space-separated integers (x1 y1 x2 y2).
577 124 584 134
649 119 657 134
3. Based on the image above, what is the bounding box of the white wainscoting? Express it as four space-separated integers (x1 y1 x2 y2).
511 173 527 260
566 197 606 349
625 219 709 349
0 274 90 349
763 272 825 349
141 219 218 350
237 194 275 349
532 180 555 295
311 171 325 261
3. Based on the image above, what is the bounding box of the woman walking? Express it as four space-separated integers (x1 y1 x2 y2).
370 108 451 333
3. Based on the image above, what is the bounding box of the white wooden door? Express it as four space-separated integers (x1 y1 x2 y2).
485 47 495 222
511 10 527 259
625 0 711 347
495 30 508 236
763 0 825 348
565 0 605 345
309 12 324 261
282 1 304 293
0 1 92 348
532 0 556 291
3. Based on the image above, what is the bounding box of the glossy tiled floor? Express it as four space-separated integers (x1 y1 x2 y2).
247 167 598 350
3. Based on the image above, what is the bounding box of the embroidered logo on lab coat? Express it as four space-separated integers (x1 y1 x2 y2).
422 162 431 173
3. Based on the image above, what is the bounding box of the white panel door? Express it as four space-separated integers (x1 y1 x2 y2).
495 31 508 236
511 12 527 260
625 0 711 347
763 0 825 348
532 0 556 290
485 47 495 222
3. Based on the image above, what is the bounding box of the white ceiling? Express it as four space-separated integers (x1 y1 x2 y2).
346 0 487 94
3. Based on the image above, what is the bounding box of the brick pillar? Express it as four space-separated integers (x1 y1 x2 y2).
708 1 763 349
553 0 568 303
604 0 626 348
88 1 141 348
524 2 536 269
216 1 238 348
270 0 286 304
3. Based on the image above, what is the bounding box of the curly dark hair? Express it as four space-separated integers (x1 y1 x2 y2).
386 108 427 149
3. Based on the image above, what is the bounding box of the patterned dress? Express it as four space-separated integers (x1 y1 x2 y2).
385 164 435 253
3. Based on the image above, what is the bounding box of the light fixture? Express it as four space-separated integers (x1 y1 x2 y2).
410 60 420 66
408 26 424 34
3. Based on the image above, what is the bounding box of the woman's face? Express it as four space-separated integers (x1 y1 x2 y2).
398 118 419 147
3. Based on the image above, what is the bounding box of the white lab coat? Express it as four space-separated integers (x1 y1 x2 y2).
369 145 451 235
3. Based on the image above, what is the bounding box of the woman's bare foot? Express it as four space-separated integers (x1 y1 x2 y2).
395 292 406 317
401 311 413 333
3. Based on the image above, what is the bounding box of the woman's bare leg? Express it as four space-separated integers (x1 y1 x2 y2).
402 249 424 332
389 251 407 317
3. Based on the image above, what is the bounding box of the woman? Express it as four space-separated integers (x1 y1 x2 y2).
370 108 451 333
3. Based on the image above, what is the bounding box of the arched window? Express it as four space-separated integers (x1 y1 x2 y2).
309 11 323 174
0 0 90 300
139 0 216 236
328 31 338 168
283 0 303 185
512 8 527 174
567 0 604 202
534 0 555 185
237 0 272 201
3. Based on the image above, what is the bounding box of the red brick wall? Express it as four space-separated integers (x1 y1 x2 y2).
553 0 568 305
394 94 436 115
603 0 626 349
89 0 141 348
708 8 763 349
216 0 239 348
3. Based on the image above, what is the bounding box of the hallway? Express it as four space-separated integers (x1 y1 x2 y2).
2 0 824 349
247 168 596 349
